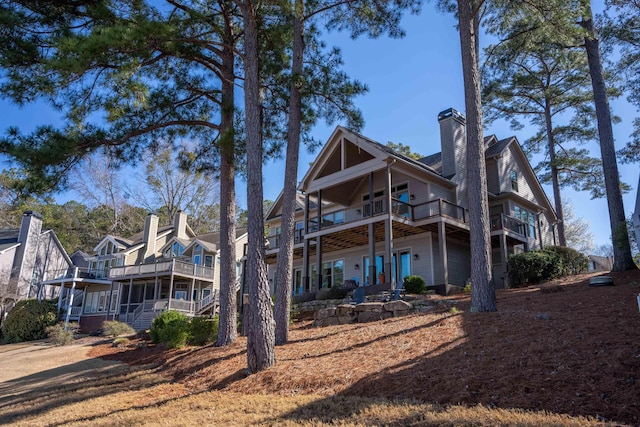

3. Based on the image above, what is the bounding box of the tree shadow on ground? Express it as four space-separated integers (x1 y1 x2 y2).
276 273 640 426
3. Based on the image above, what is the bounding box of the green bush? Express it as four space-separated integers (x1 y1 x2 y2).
1 299 58 343
150 310 191 349
508 250 563 287
403 275 426 294
45 324 74 346
102 320 135 337
544 246 588 275
189 316 219 346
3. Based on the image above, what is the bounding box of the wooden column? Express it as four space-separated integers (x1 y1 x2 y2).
302 192 310 292
63 267 78 331
367 172 376 284
315 190 323 290
385 162 394 288
438 221 448 286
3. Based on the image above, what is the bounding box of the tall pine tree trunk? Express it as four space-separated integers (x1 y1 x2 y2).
458 0 496 311
544 103 566 246
242 0 276 373
274 0 304 346
216 0 238 347
582 3 637 271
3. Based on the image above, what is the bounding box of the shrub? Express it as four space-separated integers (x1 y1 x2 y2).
508 250 563 287
150 310 191 349
403 275 426 294
45 324 74 346
102 320 135 337
189 316 219 346
112 337 130 348
544 246 589 276
1 299 58 343
316 285 347 300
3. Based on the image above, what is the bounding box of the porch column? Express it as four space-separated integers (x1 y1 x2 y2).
105 279 115 322
168 270 175 310
501 234 509 288
63 267 78 331
367 172 376 284
190 277 196 313
154 275 159 300
302 192 310 292
315 190 323 290
127 278 133 315
438 221 448 286
57 285 64 313
385 162 394 289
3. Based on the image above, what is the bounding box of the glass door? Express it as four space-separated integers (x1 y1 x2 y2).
392 250 411 286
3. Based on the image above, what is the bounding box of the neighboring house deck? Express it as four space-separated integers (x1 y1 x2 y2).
265 108 558 295
43 212 247 332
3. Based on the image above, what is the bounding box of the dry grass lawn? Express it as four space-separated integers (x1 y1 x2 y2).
1 270 639 426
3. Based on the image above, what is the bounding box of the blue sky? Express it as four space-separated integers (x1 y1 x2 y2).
1 0 638 250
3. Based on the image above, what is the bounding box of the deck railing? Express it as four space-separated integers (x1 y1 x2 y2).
109 259 214 280
267 198 468 249
490 214 528 237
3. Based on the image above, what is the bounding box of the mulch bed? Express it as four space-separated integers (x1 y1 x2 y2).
88 270 640 425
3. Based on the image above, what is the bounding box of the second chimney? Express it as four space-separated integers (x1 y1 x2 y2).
438 108 466 179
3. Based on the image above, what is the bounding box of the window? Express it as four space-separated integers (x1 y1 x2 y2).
292 268 303 294
321 259 344 288
322 211 344 227
84 290 112 314
204 255 214 267
514 206 536 238
391 182 410 218
175 290 187 300
510 171 519 192
166 241 185 258
362 190 385 217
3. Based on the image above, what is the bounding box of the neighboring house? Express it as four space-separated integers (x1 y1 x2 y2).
0 211 72 320
265 108 558 295
43 211 248 331
587 255 614 272
633 174 640 255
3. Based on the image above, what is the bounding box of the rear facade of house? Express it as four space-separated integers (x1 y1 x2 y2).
265 108 558 295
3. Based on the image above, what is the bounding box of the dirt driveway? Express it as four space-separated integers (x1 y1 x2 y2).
0 339 124 383
0 339 169 426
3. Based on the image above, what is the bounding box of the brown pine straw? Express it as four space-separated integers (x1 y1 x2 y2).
92 270 640 425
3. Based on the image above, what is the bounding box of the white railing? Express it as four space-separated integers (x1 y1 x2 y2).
109 259 215 280
195 290 218 313
168 299 192 312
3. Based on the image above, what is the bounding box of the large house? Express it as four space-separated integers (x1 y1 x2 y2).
43 211 247 331
265 108 558 295
0 211 71 319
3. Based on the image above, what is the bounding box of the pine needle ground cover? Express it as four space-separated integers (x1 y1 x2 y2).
1 271 638 426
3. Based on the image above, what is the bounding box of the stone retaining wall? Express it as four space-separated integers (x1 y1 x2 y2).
306 298 446 327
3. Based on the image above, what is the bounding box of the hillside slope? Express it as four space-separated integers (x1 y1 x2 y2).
93 271 640 425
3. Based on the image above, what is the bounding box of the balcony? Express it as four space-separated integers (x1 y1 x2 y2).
267 198 467 249
490 214 528 237
109 258 215 281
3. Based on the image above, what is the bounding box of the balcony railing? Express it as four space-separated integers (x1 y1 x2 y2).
267 198 468 249
490 214 528 237
109 259 214 280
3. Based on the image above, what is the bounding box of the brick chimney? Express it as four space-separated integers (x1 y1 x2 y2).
438 108 466 179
